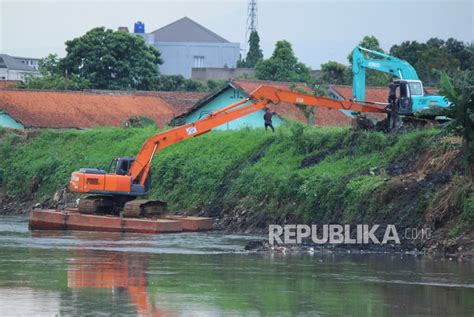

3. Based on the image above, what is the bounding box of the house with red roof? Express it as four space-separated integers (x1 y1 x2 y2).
1 82 385 130
0 89 202 129
173 80 353 130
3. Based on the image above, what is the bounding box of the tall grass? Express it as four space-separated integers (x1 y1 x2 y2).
1 123 467 228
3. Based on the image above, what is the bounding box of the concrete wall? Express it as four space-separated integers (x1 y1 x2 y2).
191 67 256 81
155 42 240 78
184 86 283 130
0 69 38 81
0 111 24 129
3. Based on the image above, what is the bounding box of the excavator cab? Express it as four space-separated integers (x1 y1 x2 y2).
71 155 158 215
108 157 134 176
393 80 413 115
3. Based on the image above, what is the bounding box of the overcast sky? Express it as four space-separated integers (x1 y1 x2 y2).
1 0 472 69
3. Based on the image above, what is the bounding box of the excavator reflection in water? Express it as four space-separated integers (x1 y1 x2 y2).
67 249 163 316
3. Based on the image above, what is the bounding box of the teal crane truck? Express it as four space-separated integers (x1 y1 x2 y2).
352 46 449 115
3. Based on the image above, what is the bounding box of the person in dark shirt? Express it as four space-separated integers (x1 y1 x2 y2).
264 108 275 132
388 81 397 105
387 81 400 130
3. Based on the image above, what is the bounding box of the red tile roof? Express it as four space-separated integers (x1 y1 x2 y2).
329 85 388 120
233 80 352 127
150 91 207 115
0 81 19 88
83 89 206 116
232 80 311 95
0 89 177 128
329 85 387 104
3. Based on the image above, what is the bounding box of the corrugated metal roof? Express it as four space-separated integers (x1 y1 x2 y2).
151 17 230 43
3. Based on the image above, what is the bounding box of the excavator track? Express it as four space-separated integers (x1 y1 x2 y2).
401 116 437 129
123 199 168 218
353 113 439 132
78 196 115 214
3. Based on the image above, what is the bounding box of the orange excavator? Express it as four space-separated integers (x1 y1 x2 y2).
70 85 385 216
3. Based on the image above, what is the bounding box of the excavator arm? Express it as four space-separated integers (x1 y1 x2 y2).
352 46 419 101
129 85 385 185
70 85 386 205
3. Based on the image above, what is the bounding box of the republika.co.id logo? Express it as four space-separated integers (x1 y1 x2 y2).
268 224 431 245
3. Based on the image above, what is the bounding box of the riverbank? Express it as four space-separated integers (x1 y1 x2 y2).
0 125 472 256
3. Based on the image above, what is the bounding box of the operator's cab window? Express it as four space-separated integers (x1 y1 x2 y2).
408 82 423 96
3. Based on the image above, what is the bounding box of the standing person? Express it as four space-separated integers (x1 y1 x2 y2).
264 108 275 132
388 81 397 105
387 81 399 130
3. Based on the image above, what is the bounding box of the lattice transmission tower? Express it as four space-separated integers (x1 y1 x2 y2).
244 0 258 52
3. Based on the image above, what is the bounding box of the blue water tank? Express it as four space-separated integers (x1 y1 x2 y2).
134 21 145 34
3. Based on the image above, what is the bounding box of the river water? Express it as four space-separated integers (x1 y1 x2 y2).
0 216 472 316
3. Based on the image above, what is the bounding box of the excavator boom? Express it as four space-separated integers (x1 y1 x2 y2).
128 85 385 186
352 46 449 111
70 85 386 213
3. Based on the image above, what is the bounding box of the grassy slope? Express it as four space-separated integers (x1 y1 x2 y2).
0 124 472 232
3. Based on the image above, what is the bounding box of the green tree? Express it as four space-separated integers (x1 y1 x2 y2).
239 31 264 68
417 44 459 85
446 38 474 70
318 61 351 85
347 35 384 64
207 79 227 91
439 70 474 177
156 75 207 92
255 40 310 82
389 40 426 68
390 37 471 86
61 27 162 90
16 54 90 90
39 54 62 75
290 86 316 126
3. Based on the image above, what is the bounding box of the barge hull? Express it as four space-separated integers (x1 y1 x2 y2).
29 209 212 233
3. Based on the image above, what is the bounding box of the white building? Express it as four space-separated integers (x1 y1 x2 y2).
13 56 40 70
0 54 40 81
135 18 240 79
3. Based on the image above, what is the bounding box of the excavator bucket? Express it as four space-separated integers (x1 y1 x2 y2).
123 199 168 218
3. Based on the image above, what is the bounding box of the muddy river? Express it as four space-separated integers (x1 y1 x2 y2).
0 216 472 316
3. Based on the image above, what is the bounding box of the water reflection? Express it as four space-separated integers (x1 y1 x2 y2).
0 217 473 316
67 250 162 317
